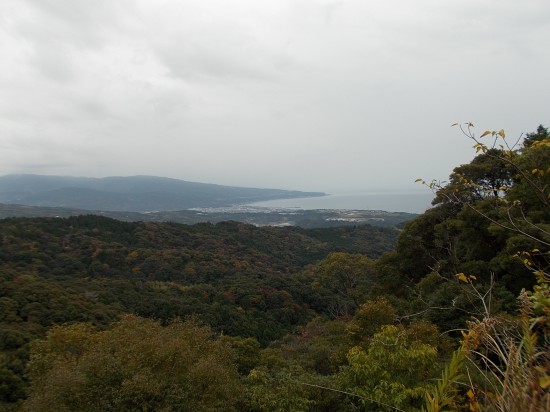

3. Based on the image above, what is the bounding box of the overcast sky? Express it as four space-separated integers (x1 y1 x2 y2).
0 0 549 193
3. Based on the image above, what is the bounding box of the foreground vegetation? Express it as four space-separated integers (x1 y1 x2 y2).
1 125 548 411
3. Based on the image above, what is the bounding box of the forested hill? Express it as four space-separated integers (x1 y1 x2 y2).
0 215 398 406
0 174 325 211
0 215 397 278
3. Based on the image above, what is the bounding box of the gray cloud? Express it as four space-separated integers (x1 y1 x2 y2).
0 0 548 192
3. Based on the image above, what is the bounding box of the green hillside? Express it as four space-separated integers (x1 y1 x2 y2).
0 216 399 408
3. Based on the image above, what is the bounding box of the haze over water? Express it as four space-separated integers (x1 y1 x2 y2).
250 191 434 214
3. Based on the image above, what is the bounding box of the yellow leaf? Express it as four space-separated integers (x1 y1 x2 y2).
456 273 469 283
469 275 477 281
540 375 550 390
480 130 492 138
467 389 475 399
498 129 505 138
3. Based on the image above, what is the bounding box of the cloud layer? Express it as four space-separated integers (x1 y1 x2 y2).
1 0 549 192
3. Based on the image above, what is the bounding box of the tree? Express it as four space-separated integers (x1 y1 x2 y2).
432 149 515 205
23 316 242 411
342 324 439 411
312 253 375 318
522 124 549 148
347 297 396 345
420 123 550 411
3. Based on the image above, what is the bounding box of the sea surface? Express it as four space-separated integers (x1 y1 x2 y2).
250 191 434 214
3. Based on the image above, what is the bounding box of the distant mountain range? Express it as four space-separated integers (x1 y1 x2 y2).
0 174 325 212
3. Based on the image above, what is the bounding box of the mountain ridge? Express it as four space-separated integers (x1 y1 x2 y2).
0 174 325 212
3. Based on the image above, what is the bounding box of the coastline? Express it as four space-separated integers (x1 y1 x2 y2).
248 191 434 214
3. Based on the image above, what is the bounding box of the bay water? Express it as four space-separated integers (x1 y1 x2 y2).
250 191 434 214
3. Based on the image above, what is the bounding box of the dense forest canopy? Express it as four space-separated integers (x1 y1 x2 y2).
1 124 548 411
